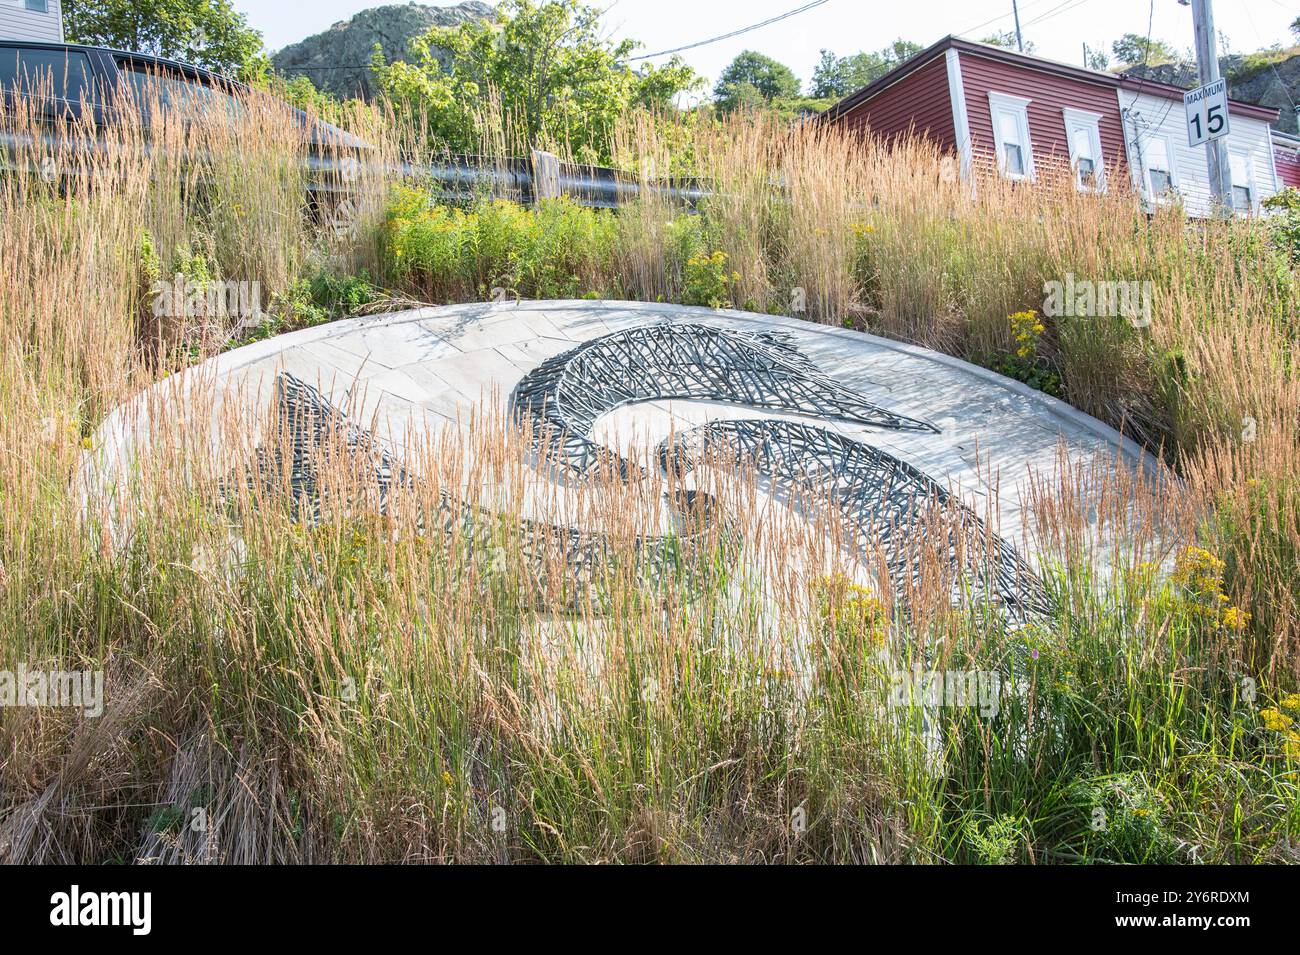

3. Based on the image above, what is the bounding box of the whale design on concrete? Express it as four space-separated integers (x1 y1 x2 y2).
510 321 938 480
234 321 1046 622
659 418 1051 624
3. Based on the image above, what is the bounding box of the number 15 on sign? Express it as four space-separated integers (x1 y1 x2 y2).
1184 78 1229 148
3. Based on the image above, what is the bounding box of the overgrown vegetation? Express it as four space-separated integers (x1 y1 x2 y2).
0 24 1298 865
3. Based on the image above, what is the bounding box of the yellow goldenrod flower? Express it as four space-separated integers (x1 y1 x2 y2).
1260 707 1294 731
1284 731 1300 759
1220 605 1250 630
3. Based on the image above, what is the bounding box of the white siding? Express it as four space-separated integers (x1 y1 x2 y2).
0 0 64 43
1119 88 1279 217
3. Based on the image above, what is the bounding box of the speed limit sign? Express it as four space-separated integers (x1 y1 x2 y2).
1184 78 1229 147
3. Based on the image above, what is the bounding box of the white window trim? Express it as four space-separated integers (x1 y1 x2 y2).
1229 148 1258 214
988 91 1035 181
1140 131 1180 204
944 49 973 186
1062 107 1106 192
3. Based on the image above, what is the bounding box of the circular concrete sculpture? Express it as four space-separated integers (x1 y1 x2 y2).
82 301 1160 623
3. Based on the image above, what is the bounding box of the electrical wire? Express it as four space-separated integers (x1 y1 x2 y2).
627 0 831 61
955 0 1060 41
1242 0 1297 113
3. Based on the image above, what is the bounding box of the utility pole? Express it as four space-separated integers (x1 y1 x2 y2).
1190 0 1232 212
1013 1 1024 53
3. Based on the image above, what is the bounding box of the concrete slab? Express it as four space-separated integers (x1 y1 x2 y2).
82 301 1166 579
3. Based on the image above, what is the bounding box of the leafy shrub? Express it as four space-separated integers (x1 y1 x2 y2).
308 270 378 317
384 188 615 301
962 814 1029 865
1058 773 1184 863
228 270 378 349
683 249 736 309
996 309 1062 396
1263 187 1300 266
385 187 473 300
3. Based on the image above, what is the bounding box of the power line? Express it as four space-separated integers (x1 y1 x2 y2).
955 0 1059 41
1124 0 1178 162
627 0 831 61
1023 0 1093 30
1125 0 1160 117
1242 0 1297 112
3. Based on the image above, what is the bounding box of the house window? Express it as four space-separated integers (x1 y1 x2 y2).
1143 136 1177 200
1063 108 1105 191
25 1 50 12
988 92 1034 180
1229 152 1254 212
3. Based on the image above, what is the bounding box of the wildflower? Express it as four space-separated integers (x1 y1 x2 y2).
1260 707 1294 732
1009 310 1044 361
1279 694 1300 713
1171 546 1225 590
442 770 454 787
81 436 92 450
1220 605 1250 630
1284 731 1300 759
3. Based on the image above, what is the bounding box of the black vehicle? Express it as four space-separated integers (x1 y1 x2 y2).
0 40 369 197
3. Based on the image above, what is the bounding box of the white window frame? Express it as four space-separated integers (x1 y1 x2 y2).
1062 107 1106 192
988 91 1035 181
1140 132 1180 204
1228 149 1257 214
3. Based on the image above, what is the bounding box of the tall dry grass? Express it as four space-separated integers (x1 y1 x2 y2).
0 85 1296 863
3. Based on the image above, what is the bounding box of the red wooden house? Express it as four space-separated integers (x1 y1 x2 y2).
819 35 1283 214
820 36 1127 189
1274 130 1300 190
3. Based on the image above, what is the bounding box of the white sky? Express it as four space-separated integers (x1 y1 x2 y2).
232 0 1299 95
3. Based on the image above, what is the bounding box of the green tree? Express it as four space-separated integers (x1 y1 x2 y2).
713 50 800 110
809 49 841 98
63 0 266 79
373 0 698 163
810 41 924 99
1111 32 1179 66
980 30 1035 54
1084 43 1110 71
1291 16 1299 42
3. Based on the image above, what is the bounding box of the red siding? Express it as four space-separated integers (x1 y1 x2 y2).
835 54 956 150
958 51 1127 180
1275 146 1300 189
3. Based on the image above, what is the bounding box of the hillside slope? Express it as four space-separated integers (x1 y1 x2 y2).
1124 54 1300 134
271 2 495 100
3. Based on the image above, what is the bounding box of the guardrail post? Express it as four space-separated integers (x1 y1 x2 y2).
531 149 561 203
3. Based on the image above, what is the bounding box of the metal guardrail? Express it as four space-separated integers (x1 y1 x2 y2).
1 130 712 209
400 150 711 209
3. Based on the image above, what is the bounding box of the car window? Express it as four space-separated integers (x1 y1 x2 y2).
115 60 241 117
0 48 96 105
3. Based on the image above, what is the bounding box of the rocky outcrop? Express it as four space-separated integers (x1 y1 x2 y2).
1228 56 1300 135
1123 54 1300 134
271 2 495 101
